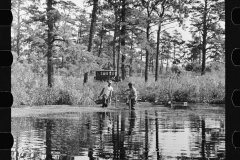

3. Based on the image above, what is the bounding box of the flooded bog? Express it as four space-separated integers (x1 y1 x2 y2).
11 104 225 160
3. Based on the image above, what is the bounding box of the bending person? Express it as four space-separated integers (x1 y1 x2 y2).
124 82 138 110
98 80 114 108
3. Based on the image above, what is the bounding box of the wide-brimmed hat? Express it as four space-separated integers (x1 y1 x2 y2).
128 82 133 86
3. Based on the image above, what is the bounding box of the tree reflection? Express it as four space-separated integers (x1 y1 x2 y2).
11 107 225 160
128 111 136 136
85 113 93 149
97 112 105 158
145 110 149 160
45 119 54 160
112 112 117 159
155 111 161 160
201 118 206 159
119 111 126 159
116 112 120 159
127 111 136 158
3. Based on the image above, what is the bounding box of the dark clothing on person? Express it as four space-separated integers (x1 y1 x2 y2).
125 84 137 110
126 98 136 110
88 148 94 160
102 94 109 107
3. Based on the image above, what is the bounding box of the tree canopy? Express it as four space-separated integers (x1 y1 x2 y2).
11 0 225 85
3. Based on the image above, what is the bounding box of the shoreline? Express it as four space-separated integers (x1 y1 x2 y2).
11 102 225 117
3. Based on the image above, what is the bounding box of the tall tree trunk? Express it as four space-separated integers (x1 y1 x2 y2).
117 10 121 81
173 43 176 62
121 0 126 80
151 58 154 73
129 58 133 77
112 5 118 70
155 24 161 81
129 31 134 77
98 23 104 57
201 0 207 75
47 0 54 87
160 46 164 74
166 58 169 72
121 55 126 79
84 0 98 84
117 43 120 81
145 23 150 82
199 50 201 64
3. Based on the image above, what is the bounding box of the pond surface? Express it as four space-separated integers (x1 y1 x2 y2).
11 104 225 160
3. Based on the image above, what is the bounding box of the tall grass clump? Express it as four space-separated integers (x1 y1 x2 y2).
120 67 224 104
29 76 106 106
12 62 35 106
12 57 224 107
12 61 105 106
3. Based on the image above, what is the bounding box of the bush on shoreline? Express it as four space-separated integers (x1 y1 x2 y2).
12 62 225 107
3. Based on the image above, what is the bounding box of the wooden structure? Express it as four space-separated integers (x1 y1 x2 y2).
94 70 120 82
153 101 189 109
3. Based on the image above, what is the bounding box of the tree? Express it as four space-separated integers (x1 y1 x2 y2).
153 0 190 81
120 0 127 80
135 0 161 82
154 0 166 81
75 9 90 45
189 0 224 75
112 1 119 71
160 31 172 72
171 30 185 64
186 36 202 64
11 0 25 59
46 0 61 87
22 0 88 86
84 0 99 84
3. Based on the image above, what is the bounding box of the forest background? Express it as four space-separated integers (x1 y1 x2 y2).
11 0 225 107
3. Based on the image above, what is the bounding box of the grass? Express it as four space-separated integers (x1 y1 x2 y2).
12 62 225 107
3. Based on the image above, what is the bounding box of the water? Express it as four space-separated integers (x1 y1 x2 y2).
11 104 225 160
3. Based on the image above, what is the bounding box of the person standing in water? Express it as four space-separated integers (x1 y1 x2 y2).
98 80 114 108
124 82 138 110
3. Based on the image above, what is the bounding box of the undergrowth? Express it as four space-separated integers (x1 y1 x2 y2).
12 62 225 107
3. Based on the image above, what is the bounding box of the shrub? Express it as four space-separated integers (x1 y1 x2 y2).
184 62 211 73
12 62 35 106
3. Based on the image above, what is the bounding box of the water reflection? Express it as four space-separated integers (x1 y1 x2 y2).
12 105 225 160
155 111 161 160
201 119 206 159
